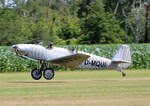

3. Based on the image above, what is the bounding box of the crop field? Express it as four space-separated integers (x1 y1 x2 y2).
0 70 150 106
1 44 150 73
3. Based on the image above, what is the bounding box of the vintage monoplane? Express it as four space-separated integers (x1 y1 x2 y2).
10 44 131 80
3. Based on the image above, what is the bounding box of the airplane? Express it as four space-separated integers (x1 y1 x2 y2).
10 44 131 80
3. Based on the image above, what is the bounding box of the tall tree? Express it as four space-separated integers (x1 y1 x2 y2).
79 0 126 44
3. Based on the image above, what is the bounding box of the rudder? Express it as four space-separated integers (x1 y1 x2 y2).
111 45 131 68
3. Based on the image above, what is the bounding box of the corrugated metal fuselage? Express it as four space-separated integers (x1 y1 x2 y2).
79 55 113 70
11 44 119 70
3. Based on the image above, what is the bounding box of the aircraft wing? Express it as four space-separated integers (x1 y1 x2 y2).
47 53 90 68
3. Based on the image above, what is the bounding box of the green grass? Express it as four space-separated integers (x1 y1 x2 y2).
0 70 150 106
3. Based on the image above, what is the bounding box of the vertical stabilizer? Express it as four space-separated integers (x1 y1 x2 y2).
112 45 131 68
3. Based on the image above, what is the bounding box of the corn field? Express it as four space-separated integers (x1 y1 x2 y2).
0 44 150 72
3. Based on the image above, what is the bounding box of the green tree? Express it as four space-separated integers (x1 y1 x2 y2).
0 8 32 45
78 0 126 44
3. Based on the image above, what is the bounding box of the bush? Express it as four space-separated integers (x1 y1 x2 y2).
0 44 150 72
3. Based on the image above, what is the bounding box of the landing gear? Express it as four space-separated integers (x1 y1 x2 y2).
122 72 126 77
31 63 55 80
117 68 126 77
43 68 54 80
31 68 42 80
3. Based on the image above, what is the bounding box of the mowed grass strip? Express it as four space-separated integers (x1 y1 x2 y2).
0 70 150 106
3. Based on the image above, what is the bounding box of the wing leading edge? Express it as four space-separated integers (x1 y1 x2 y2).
47 53 90 68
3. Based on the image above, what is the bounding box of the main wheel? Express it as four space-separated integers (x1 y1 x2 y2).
31 68 42 80
122 72 126 77
43 68 54 80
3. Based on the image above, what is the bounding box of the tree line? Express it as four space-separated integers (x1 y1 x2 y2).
0 0 149 46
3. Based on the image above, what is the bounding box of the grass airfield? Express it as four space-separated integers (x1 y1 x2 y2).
0 70 150 106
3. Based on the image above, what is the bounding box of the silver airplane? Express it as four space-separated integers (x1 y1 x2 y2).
10 44 131 80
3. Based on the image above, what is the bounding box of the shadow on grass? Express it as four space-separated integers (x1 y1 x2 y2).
6 80 114 84
7 78 147 84
7 81 65 84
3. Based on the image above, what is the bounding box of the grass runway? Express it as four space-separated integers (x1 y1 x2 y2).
0 70 150 106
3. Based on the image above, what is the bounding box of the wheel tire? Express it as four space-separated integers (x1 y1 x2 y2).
122 72 126 77
31 68 42 80
43 68 54 80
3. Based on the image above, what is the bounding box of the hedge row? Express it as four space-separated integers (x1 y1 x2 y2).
0 44 150 72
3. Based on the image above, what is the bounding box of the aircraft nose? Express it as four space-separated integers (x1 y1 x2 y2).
10 44 29 56
10 45 19 52
11 45 16 48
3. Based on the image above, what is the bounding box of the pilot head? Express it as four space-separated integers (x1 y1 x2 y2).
48 42 53 49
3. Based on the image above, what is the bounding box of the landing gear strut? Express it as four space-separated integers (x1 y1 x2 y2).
31 62 55 80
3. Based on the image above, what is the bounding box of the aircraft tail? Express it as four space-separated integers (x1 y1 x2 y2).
111 45 131 69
